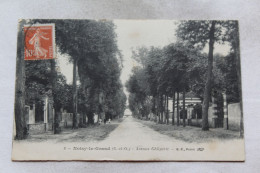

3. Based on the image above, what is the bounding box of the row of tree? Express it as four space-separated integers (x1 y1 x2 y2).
15 20 126 139
126 20 243 136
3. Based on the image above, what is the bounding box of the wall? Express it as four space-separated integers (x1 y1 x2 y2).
28 123 46 135
61 113 86 127
208 105 215 128
228 103 241 131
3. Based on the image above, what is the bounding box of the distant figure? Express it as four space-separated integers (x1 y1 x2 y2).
108 118 111 124
104 118 107 124
98 119 102 125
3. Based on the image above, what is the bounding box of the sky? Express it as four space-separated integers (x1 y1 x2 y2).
57 20 231 97
114 20 178 85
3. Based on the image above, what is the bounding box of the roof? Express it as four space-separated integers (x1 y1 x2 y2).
172 91 201 100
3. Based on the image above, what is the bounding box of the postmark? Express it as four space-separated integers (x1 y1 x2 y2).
24 23 55 60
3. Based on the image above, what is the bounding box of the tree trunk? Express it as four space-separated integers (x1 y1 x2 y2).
183 89 186 127
98 88 105 123
172 91 175 125
163 95 166 124
159 95 160 122
15 20 27 140
72 58 78 129
50 60 60 134
82 82 88 125
165 95 168 124
233 22 244 138
160 95 164 124
166 95 169 124
83 112 87 125
177 91 180 126
156 95 159 123
202 21 216 131
98 93 101 122
87 111 94 125
160 94 163 123
146 99 148 120
163 95 165 124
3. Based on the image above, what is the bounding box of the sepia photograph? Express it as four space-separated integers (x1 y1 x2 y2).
12 19 244 161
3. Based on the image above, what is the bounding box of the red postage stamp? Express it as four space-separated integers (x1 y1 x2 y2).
24 24 55 60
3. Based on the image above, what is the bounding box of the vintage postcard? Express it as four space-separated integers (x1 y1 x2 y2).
12 19 245 161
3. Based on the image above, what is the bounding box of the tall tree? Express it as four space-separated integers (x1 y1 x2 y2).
177 20 222 130
72 58 78 128
172 91 175 125
50 60 60 133
19 19 125 132
163 43 196 126
166 95 169 124
128 44 195 125
176 92 180 126
201 21 216 130
53 20 87 128
76 20 125 123
177 20 242 131
182 89 186 127
15 20 27 140
29 19 83 129
126 67 150 119
223 21 243 137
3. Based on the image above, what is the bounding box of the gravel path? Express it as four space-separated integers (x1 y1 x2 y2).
101 116 180 145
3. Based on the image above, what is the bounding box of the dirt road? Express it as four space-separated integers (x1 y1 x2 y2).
101 116 179 144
